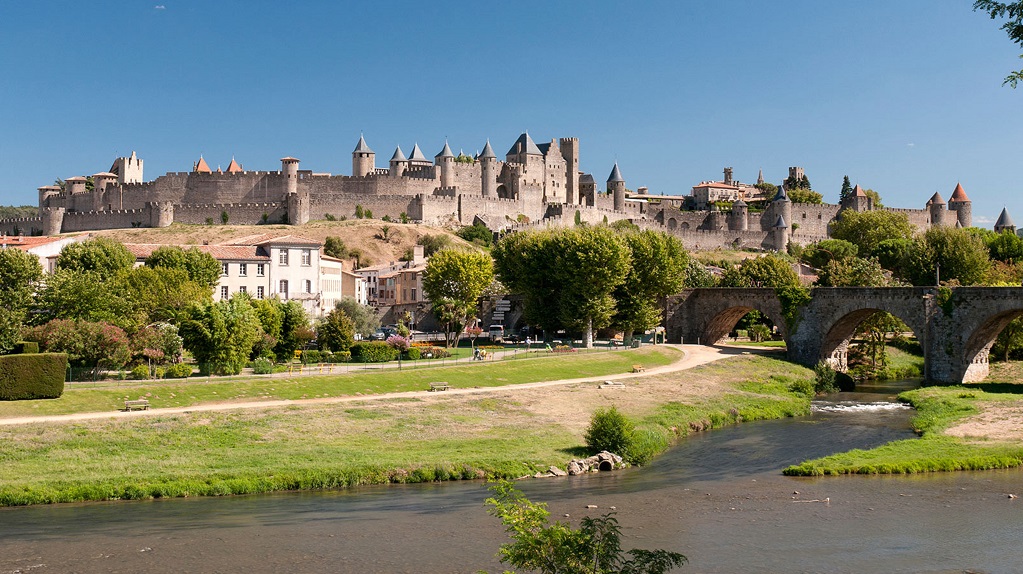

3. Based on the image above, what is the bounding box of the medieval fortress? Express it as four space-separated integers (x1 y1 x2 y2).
0 133 984 250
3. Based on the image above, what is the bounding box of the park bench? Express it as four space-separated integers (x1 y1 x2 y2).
124 399 150 411
631 365 646 373
428 382 450 392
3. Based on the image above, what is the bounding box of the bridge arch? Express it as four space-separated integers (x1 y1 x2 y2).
961 308 1023 382
817 307 925 372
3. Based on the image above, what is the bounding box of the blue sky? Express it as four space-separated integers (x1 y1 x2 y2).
1 1 1020 226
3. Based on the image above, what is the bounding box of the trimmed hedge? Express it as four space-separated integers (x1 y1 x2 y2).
350 342 398 363
0 353 67 400
14 341 39 354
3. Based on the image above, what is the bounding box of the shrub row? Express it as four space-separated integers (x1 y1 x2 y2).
350 342 399 363
0 353 67 400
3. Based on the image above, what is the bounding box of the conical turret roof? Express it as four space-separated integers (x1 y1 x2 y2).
733 198 747 207
409 143 428 162
927 191 946 205
479 139 496 159
507 132 543 156
774 215 788 228
607 163 624 183
949 182 970 202
353 135 373 154
194 156 211 173
226 157 243 173
853 184 867 197
435 141 454 158
773 186 789 202
390 146 407 162
995 207 1015 229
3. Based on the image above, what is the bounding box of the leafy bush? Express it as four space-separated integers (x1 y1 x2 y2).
0 353 67 400
813 361 838 394
302 350 322 364
585 406 636 459
253 357 274 374
748 324 772 343
789 377 816 397
405 347 421 360
350 342 398 363
417 346 450 359
130 364 151 380
14 341 39 354
164 362 193 378
626 427 669 466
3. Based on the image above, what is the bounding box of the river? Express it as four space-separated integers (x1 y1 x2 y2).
1 380 1021 573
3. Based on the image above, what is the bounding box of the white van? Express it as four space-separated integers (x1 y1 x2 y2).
488 325 505 342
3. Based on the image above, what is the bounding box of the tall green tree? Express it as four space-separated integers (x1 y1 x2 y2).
816 257 890 287
0 249 43 354
901 226 992 286
974 1 1023 87
317 307 356 353
273 300 311 362
719 254 800 288
787 188 823 204
422 249 494 347
839 175 854 204
33 269 131 328
335 297 380 338
55 237 134 278
179 294 262 375
145 246 221 290
611 231 688 342
829 210 914 256
987 229 1023 263
800 239 859 269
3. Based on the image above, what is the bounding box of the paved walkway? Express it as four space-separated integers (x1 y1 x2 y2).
0 345 769 427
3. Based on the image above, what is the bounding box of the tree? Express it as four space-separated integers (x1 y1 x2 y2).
422 249 494 347
839 176 854 204
784 173 811 191
800 239 859 269
317 307 355 353
787 188 823 204
901 226 992 286
754 182 778 197
323 236 349 260
456 223 494 247
987 229 1023 263
719 254 799 288
862 188 884 209
874 238 914 272
853 312 908 371
992 316 1023 360
335 297 379 338
145 246 221 290
116 266 211 329
416 233 452 256
816 257 890 287
26 319 130 369
611 231 688 343
974 1 1023 87
484 481 687 574
179 294 262 375
273 300 310 362
829 210 914 256
0 248 43 354
33 269 131 328
55 237 134 278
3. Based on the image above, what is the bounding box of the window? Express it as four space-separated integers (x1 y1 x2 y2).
239 263 247 277
279 249 289 266
221 262 229 276
301 249 311 266
279 280 289 299
411 288 417 301
257 286 264 299
257 263 265 276
239 286 246 294
304 279 312 293
220 286 228 299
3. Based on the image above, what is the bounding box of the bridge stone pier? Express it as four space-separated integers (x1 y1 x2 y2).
666 287 1023 384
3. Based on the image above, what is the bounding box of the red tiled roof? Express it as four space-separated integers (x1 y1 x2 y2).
226 158 243 173
123 243 269 261
194 156 211 173
0 235 68 250
222 234 321 247
949 182 970 202
853 184 867 197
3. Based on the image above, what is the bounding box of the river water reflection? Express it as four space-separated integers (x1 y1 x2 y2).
1 381 1021 573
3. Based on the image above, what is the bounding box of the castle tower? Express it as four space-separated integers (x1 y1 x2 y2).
723 167 733 186
787 167 805 187
389 146 408 177
109 151 143 184
842 184 871 212
65 176 87 195
225 157 243 173
42 207 65 236
770 186 792 233
772 215 790 251
948 182 972 228
408 143 431 169
479 140 497 197
927 192 947 227
92 172 117 211
37 185 60 217
352 135 375 177
435 141 455 188
559 137 580 204
994 208 1016 235
281 157 300 195
149 201 174 228
728 199 749 231
607 163 626 212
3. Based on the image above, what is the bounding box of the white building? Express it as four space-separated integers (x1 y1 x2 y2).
0 233 91 272
320 255 368 309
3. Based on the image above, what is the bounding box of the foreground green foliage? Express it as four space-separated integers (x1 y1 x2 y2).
585 406 636 459
484 481 687 574
0 353 67 400
785 386 1023 475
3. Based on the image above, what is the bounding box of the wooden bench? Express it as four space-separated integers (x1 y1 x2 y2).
631 365 646 373
124 399 150 411
428 382 450 392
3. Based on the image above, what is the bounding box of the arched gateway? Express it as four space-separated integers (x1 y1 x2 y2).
665 287 1023 384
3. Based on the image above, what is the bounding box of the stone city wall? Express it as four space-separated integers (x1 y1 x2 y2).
0 216 44 236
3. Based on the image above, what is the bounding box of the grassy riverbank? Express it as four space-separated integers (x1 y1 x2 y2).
0 347 677 418
784 385 1023 476
0 353 815 507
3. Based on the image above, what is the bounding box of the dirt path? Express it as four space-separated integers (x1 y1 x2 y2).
0 345 761 427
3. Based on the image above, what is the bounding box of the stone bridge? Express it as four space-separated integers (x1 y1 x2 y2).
665 287 1023 384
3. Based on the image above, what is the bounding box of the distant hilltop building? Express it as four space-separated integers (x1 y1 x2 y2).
0 133 990 252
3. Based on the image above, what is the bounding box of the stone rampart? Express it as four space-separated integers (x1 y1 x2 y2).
0 216 44 236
